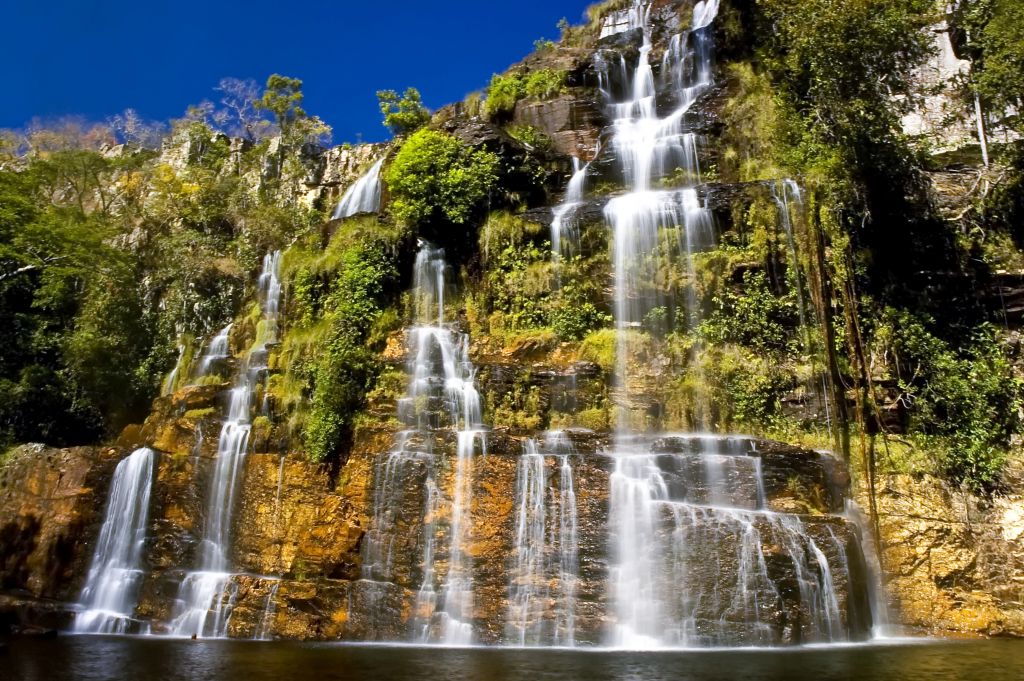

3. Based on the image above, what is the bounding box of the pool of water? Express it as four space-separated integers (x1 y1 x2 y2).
5 637 1024 681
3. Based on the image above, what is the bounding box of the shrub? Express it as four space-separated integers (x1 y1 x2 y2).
483 69 567 120
550 282 611 341
377 87 431 137
699 270 799 352
873 309 1021 488
385 129 499 226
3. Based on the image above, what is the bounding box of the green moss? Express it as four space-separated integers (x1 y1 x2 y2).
579 329 617 373
575 404 611 431
184 407 218 420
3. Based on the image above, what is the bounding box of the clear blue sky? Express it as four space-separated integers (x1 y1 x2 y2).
6 0 591 143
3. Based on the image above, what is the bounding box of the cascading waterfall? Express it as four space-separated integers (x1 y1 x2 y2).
601 0 717 432
331 157 385 220
550 157 589 259
169 251 282 638
608 436 851 647
507 432 579 647
360 242 486 645
73 447 156 634
508 440 547 646
601 1 869 648
193 323 233 381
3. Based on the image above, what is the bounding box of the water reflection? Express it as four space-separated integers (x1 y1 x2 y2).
6 638 1024 681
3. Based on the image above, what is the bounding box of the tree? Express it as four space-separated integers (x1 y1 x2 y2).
377 87 431 136
109 108 165 148
255 74 306 138
385 129 499 226
954 0 1024 126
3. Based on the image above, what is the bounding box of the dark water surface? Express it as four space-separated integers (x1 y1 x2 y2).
4 637 1024 681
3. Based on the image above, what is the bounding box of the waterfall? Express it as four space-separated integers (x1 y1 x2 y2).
161 343 186 396
508 440 548 646
74 447 155 634
360 242 486 645
601 0 717 432
193 323 232 381
507 432 580 647
550 157 589 258
599 1 869 648
169 251 282 638
608 436 850 647
254 580 280 641
331 158 385 220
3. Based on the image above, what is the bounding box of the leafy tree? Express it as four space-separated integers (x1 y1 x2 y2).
255 74 306 137
377 87 431 137
385 129 499 226
953 0 1024 122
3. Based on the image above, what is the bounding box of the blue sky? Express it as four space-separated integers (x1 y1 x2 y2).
6 0 591 143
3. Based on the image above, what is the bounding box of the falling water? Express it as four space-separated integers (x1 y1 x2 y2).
550 157 589 258
598 1 868 648
193 323 233 380
360 243 486 645
508 440 548 646
332 158 385 220
507 432 580 647
254 580 280 641
74 447 156 634
169 251 282 638
608 436 850 647
162 343 186 396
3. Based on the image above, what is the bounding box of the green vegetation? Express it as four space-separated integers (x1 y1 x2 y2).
871 310 1021 488
276 218 404 464
385 129 500 226
483 69 568 120
0 76 329 449
377 87 431 137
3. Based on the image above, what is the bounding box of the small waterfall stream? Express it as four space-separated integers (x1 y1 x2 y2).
550 157 589 259
331 158 384 220
169 251 282 638
73 447 156 634
193 323 233 381
361 243 486 645
507 432 580 647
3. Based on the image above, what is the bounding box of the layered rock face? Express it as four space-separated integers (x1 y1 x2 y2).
865 470 1024 637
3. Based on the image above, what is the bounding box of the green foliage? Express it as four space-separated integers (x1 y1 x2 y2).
277 221 403 463
550 281 611 341
255 74 306 137
579 329 617 373
873 310 1021 488
699 270 799 353
483 69 567 120
701 346 792 429
377 87 431 137
954 0 1024 121
385 129 499 226
484 73 526 121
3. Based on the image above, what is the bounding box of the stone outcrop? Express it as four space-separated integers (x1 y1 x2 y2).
866 469 1024 637
0 445 122 628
